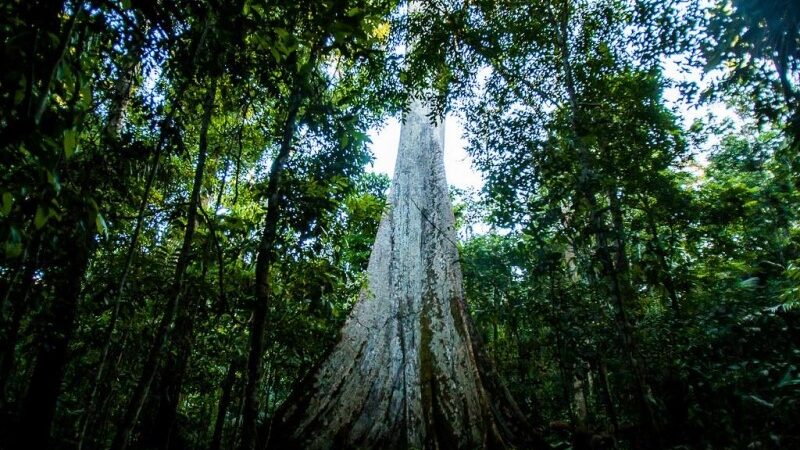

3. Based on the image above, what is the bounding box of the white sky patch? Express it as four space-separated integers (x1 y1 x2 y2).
366 49 744 226
368 57 742 194
660 56 742 165
367 114 484 191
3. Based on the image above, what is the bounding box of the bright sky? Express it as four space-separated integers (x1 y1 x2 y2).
366 114 483 190
365 58 739 190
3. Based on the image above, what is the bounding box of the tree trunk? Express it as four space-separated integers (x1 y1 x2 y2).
594 357 619 439
146 292 200 449
0 234 41 406
607 188 660 447
17 229 92 448
32 1 83 126
255 363 278 450
239 87 302 450
111 78 217 450
105 36 146 137
268 101 544 450
77 116 164 450
550 272 576 426
78 33 201 448
210 360 239 450
554 3 659 444
642 202 679 314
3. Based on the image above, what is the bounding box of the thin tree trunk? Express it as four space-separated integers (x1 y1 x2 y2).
111 78 217 450
77 123 164 450
233 377 248 447
239 88 303 450
607 187 659 447
210 360 239 450
146 169 229 448
77 31 202 448
642 201 679 313
92 326 131 445
255 363 277 450
147 292 201 449
591 175 658 449
232 101 251 206
595 356 619 439
105 37 146 137
32 1 84 125
507 297 544 425
17 229 92 448
550 272 576 425
0 234 41 406
554 2 659 445
572 373 588 430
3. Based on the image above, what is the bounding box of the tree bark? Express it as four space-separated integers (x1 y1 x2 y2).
594 356 619 439
268 101 545 449
105 38 145 137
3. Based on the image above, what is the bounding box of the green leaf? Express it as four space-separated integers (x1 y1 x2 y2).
1 192 12 216
4 227 22 258
95 212 108 236
14 79 25 105
270 46 281 62
80 83 92 106
64 129 77 159
47 171 61 194
35 205 51 229
739 277 760 288
4 241 22 258
353 131 371 146
777 367 800 388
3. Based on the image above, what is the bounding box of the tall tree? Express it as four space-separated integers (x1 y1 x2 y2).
269 101 545 449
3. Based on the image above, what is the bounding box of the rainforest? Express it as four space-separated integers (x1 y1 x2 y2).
0 0 799 449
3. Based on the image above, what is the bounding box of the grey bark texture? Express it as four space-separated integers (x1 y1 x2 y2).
269 102 545 450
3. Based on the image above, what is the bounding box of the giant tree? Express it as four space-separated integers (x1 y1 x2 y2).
269 99 545 449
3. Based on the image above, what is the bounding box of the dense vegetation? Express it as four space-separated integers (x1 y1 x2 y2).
0 0 798 449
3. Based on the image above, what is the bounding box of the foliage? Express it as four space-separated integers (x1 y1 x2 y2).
0 0 798 449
